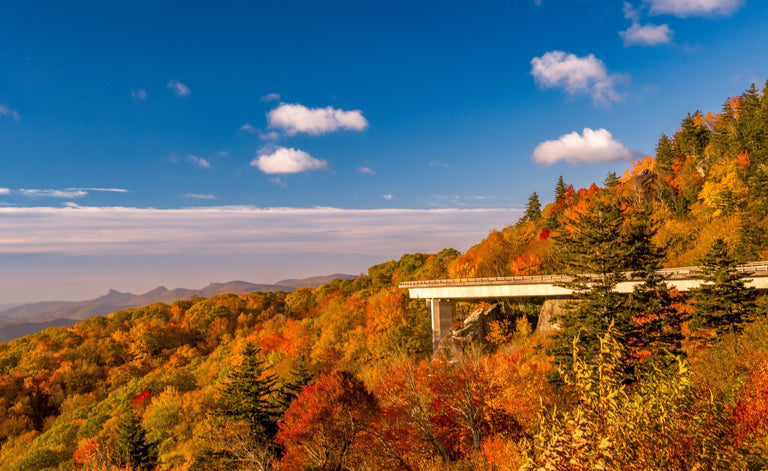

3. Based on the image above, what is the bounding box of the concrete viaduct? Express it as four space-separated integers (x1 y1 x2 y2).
398 261 768 350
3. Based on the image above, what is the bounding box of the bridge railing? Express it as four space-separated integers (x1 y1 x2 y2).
398 261 768 289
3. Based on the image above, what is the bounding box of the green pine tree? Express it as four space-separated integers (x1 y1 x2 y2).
549 197 629 377
689 238 757 344
115 408 157 470
221 342 279 440
655 133 675 178
521 191 542 223
273 355 311 418
554 176 567 202
626 268 687 370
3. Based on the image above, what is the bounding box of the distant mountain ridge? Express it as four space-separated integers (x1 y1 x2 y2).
0 274 356 342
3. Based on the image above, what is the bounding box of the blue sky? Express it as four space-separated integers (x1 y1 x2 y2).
1 0 767 303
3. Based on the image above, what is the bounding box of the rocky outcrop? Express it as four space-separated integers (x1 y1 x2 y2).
536 299 567 334
436 304 503 353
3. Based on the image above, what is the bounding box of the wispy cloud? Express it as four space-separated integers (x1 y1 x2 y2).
186 155 210 168
131 89 147 100
183 193 215 200
357 167 375 175
620 2 673 46
0 104 20 121
239 124 279 140
382 194 393 201
0 188 10 195
428 195 497 207
267 103 369 136
67 187 128 193
251 147 329 174
240 123 258 134
167 79 191 97
19 189 88 198
429 160 450 168
531 51 628 105
533 128 634 165
260 93 282 102
647 0 742 17
0 205 518 256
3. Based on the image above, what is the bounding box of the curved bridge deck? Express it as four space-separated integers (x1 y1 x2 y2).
399 261 768 350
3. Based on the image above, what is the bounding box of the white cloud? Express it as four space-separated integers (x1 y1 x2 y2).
19 189 88 198
167 79 191 97
530 51 627 105
260 93 281 102
647 0 742 17
382 194 393 201
270 177 287 187
186 155 210 169
131 89 147 100
0 206 516 257
0 188 10 195
251 147 329 174
239 123 258 134
0 104 20 121
267 103 369 135
357 167 375 175
216 151 229 158
429 160 450 168
620 2 672 46
532 128 634 165
0 205 522 302
68 187 128 193
183 193 215 200
620 22 673 45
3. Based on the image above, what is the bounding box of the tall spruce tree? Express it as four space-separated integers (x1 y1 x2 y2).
548 192 660 380
273 356 311 418
655 133 675 178
521 191 542 223
115 408 157 470
689 238 757 344
554 176 567 202
221 342 279 440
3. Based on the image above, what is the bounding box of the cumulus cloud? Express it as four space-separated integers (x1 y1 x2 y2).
260 93 281 102
530 51 627 105
267 103 369 136
19 189 88 198
186 155 210 169
251 147 329 174
167 79 191 97
0 188 10 195
131 89 147 100
357 167 375 175
620 2 673 46
647 0 742 17
532 128 634 165
620 22 673 45
0 104 20 121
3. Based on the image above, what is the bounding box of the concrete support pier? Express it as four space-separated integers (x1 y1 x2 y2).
430 299 454 351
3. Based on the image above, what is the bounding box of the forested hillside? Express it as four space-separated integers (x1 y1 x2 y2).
2 82 768 470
